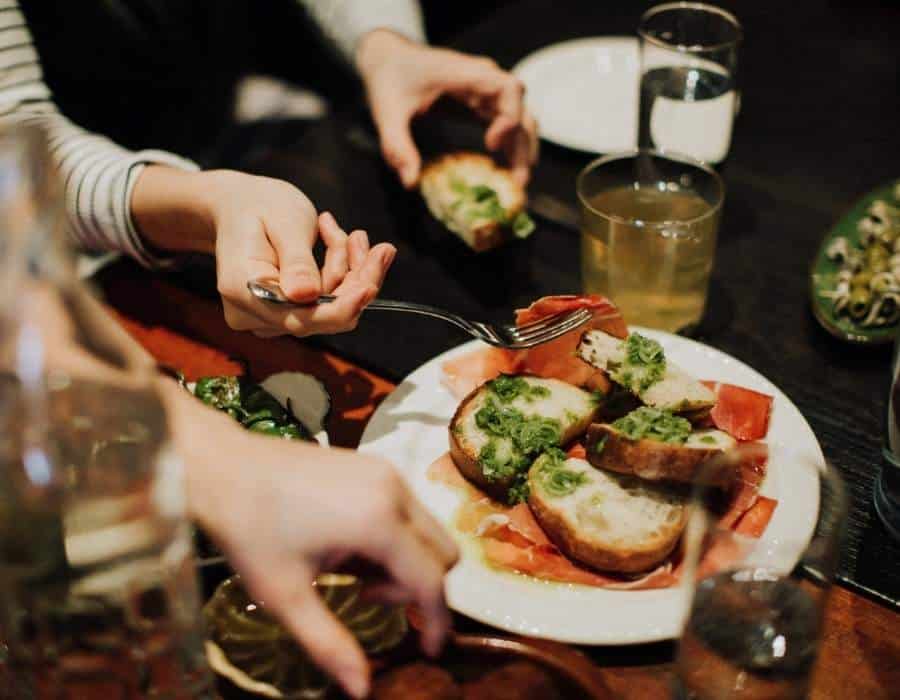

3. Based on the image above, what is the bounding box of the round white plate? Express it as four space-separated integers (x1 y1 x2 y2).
359 330 821 645
513 37 640 154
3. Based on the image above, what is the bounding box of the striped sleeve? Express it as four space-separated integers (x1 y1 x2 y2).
297 0 426 64
0 0 199 268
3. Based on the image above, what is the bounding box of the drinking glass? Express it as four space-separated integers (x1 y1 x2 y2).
0 379 214 699
876 327 900 539
675 446 847 699
0 122 213 698
638 3 742 164
577 149 724 333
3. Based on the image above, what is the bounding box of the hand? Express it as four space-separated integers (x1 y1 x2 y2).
132 167 396 337
173 394 458 699
356 30 539 188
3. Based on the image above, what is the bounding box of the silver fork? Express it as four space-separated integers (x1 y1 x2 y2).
247 279 593 350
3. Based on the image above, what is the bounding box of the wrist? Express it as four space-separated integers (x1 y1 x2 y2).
131 166 221 256
356 28 414 82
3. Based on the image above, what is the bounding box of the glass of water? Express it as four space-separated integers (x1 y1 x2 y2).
638 2 742 164
875 326 900 539
676 445 847 699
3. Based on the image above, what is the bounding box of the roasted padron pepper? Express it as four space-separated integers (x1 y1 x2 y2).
193 376 314 441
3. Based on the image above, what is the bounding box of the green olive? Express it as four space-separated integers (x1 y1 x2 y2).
866 244 890 264
849 287 872 320
852 271 873 288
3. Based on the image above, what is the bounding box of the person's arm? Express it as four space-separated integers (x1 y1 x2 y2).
295 1 538 188
296 0 426 64
1 1 395 337
0 0 198 268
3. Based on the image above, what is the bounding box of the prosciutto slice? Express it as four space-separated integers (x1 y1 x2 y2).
703 382 774 441
440 295 626 399
427 452 778 590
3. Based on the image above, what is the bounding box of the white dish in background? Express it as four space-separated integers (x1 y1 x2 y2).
513 37 640 154
359 329 821 645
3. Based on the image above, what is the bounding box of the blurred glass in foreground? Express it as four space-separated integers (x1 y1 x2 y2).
577 149 723 333
876 328 900 539
0 123 212 698
638 3 741 165
675 445 846 700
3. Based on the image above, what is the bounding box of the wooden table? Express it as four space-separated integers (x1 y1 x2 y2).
98 262 900 699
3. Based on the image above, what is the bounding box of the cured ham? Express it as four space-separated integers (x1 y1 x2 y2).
703 382 774 441
513 295 627 390
430 451 777 591
719 442 769 529
440 295 626 399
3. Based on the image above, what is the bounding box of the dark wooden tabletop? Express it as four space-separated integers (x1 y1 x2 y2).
96 0 900 696
167 0 900 606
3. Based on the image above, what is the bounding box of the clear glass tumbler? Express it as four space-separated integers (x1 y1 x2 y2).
675 445 847 700
638 3 742 164
577 148 724 333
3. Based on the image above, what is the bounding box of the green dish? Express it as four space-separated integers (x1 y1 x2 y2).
810 180 900 345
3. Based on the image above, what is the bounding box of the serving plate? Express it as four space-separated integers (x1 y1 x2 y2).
512 37 639 154
359 329 822 645
810 180 899 345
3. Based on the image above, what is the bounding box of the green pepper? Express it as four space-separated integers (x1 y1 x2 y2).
848 287 872 320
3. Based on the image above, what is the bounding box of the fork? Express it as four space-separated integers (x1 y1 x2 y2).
247 279 593 350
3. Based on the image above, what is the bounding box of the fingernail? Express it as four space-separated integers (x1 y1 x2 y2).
381 246 396 267
320 211 335 226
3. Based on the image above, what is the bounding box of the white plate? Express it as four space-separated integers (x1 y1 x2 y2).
359 330 821 645
513 37 640 154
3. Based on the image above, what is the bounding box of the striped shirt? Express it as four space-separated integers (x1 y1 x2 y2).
0 0 425 267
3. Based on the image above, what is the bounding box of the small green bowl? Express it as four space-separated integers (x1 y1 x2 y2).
810 180 900 345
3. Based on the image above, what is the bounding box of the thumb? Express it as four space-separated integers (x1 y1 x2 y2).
373 103 421 188
267 218 322 303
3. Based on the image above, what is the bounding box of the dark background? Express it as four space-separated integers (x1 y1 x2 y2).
28 0 900 604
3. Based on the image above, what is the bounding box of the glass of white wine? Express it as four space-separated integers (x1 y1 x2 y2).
577 148 724 333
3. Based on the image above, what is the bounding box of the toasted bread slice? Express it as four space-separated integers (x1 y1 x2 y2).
585 423 736 486
528 455 688 574
420 152 530 252
577 330 715 413
449 375 599 499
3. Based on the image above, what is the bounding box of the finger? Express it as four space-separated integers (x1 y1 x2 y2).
342 243 396 293
400 488 458 569
359 581 414 606
257 571 371 699
252 329 282 339
289 284 375 336
266 214 322 303
371 100 421 188
483 77 525 152
376 528 451 657
524 112 540 165
347 230 370 271
222 302 271 334
318 212 350 293
505 127 532 186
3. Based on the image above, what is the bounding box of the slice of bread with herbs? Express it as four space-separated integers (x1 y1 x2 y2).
585 407 736 486
577 330 715 414
420 152 535 252
449 374 600 503
527 450 688 574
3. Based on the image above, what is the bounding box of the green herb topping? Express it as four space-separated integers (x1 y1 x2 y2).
611 407 691 444
535 448 588 498
699 435 718 445
193 376 313 441
473 394 562 504
610 333 667 395
593 435 608 454
449 179 536 238
487 375 550 404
